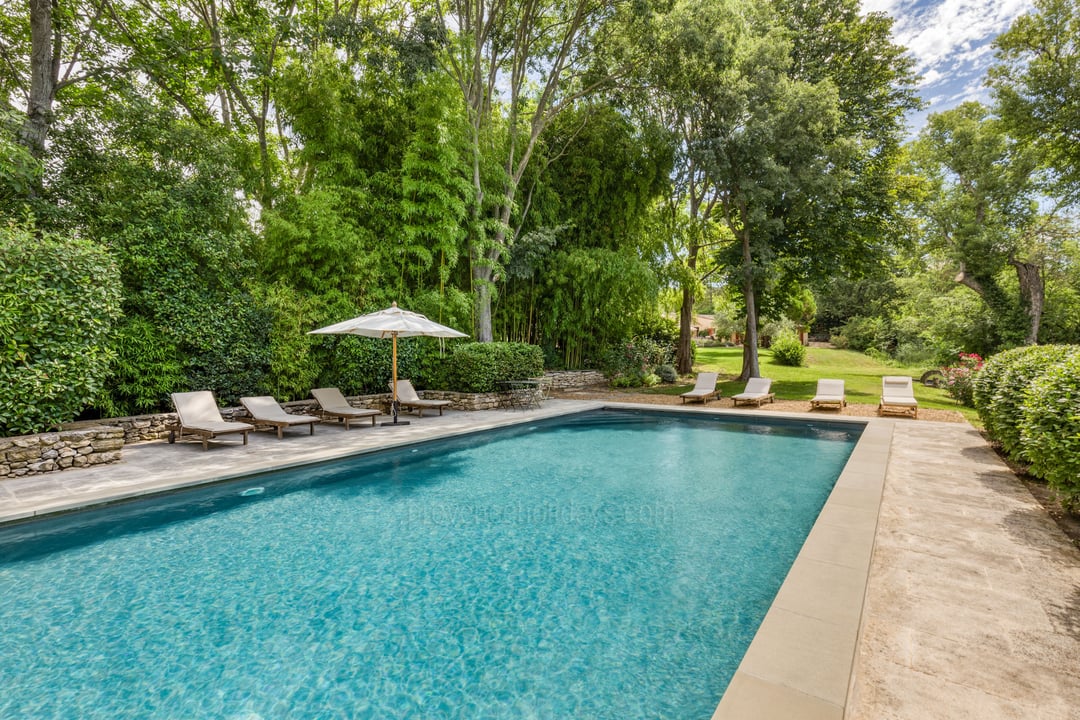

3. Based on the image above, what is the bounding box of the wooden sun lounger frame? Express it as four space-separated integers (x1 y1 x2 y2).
240 396 321 439
168 391 254 450
394 379 452 417
680 372 721 404
311 388 381 429
878 376 919 419
731 378 776 408
810 379 847 410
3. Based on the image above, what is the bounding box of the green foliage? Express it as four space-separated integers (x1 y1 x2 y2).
991 0 1080 197
657 364 678 383
601 336 676 386
973 344 1080 460
906 102 1041 348
0 223 121 435
255 282 323 402
833 315 893 353
521 247 659 369
0 109 40 213
175 298 273 405
771 334 807 367
47 95 273 410
1019 352 1080 509
431 342 544 393
96 317 183 418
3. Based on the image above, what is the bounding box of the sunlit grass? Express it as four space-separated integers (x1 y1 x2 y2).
646 345 979 423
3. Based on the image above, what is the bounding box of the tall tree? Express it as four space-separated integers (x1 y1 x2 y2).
907 102 1048 346
640 0 741 374
990 0 1080 202
644 0 918 379
435 0 637 341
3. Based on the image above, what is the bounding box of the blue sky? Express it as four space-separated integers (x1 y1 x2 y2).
862 0 1034 132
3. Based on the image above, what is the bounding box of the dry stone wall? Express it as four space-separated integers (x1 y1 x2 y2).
0 427 125 478
8 370 608 479
542 370 606 390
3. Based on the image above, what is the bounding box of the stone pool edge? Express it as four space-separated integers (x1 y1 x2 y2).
712 413 893 720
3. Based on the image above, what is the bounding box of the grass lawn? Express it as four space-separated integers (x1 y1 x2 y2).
645 345 980 423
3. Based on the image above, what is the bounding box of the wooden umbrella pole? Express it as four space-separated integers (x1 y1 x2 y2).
391 332 398 402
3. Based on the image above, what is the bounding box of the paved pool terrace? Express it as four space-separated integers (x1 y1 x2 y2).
1 400 1078 719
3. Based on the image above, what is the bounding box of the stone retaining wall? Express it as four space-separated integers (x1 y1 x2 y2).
543 370 607 389
0 426 125 478
13 370 608 478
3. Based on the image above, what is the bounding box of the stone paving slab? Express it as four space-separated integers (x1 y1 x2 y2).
0 402 601 523
848 422 1080 720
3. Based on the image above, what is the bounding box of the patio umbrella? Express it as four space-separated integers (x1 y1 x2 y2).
308 302 468 425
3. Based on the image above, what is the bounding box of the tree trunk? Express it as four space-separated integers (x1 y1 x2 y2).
739 226 760 381
20 0 59 163
1011 259 1044 345
473 276 494 342
677 287 694 374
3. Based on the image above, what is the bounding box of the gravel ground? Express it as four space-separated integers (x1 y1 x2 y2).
552 388 969 423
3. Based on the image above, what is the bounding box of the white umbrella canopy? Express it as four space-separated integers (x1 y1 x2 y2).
308 302 468 422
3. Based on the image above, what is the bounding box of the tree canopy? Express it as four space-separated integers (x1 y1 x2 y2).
1 0 1078 433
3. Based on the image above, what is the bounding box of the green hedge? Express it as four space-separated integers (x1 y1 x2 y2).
431 342 544 393
1019 352 1080 510
0 224 122 435
973 345 1080 461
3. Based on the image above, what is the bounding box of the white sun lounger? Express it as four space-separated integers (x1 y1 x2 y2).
732 377 775 407
680 372 721 404
311 388 380 429
240 396 321 438
170 391 254 450
810 379 846 410
879 376 918 418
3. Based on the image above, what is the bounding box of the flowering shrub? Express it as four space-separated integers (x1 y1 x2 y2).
941 352 983 406
601 336 674 387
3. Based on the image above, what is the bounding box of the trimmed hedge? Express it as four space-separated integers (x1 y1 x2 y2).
1020 352 1080 510
0 224 122 435
973 345 1080 461
432 342 544 393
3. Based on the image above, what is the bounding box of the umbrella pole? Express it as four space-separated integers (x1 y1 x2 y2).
384 331 410 426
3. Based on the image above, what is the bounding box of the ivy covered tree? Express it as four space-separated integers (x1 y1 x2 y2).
907 102 1051 348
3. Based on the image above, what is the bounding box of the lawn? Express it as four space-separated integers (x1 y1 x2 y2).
646 345 980 423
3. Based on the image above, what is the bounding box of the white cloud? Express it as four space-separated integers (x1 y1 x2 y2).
861 0 903 14
919 68 944 87
890 0 1033 76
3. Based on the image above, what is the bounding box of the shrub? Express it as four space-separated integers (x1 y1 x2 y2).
940 352 983 406
609 373 642 388
1019 352 1080 510
974 345 1080 461
657 364 677 383
641 372 661 387
600 336 673 379
837 315 893 353
0 223 122 435
432 342 544 393
770 334 806 367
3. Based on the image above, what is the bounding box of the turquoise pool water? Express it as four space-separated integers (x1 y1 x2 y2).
0 410 860 719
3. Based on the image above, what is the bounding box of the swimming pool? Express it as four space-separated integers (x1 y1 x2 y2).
0 409 860 719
